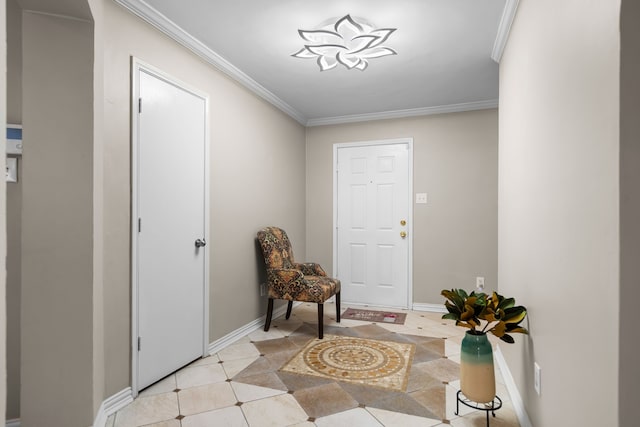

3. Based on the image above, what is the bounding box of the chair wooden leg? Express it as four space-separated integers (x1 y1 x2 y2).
285 300 293 319
336 292 341 323
264 298 274 332
317 303 324 339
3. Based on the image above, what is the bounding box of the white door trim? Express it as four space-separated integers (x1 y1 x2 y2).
130 58 210 396
332 138 413 309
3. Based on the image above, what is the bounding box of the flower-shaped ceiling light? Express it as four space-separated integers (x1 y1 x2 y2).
292 14 397 71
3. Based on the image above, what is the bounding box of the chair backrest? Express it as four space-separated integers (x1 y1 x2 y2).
257 227 296 269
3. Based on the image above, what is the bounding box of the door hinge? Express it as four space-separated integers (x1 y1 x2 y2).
138 97 142 113
138 217 141 233
137 336 141 351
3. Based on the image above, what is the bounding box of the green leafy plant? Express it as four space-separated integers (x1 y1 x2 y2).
441 288 528 343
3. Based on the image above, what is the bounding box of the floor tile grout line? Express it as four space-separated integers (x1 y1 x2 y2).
175 386 182 425
118 304 519 427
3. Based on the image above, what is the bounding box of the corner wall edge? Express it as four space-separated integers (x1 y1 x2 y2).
495 345 534 427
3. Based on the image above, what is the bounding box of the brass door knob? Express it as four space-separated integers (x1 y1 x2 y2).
400 231 407 238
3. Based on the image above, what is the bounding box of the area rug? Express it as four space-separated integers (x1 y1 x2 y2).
231 322 460 421
342 307 407 325
280 334 415 391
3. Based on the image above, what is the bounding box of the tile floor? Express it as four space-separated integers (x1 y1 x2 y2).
107 303 521 427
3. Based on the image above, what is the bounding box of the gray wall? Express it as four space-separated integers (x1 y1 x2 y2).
6 0 20 125
89 0 106 415
1 0 7 422
21 10 95 427
498 0 620 425
619 1 640 425
6 0 21 419
9 0 307 422
305 110 498 304
100 0 306 398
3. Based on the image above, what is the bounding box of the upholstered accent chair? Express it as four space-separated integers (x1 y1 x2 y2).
257 226 341 339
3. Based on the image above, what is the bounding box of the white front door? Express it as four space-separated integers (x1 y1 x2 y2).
133 62 209 391
335 140 411 308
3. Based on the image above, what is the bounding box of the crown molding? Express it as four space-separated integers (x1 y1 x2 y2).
114 0 307 125
116 0 500 128
306 99 499 127
491 0 520 63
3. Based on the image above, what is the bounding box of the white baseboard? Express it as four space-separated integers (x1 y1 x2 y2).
495 346 533 427
412 302 447 313
10 388 134 427
207 301 299 355
93 302 299 426
92 387 134 427
339 301 410 311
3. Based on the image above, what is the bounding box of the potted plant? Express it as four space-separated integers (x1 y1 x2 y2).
441 289 528 403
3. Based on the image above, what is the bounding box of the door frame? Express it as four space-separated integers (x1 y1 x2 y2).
332 138 414 309
130 58 210 396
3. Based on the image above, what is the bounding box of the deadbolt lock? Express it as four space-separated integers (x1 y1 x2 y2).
400 220 406 226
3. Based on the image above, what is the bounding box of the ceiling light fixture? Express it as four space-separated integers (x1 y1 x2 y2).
292 14 397 72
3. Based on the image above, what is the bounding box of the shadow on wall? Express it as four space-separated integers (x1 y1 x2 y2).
255 235 267 292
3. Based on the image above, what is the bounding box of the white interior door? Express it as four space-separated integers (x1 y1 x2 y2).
336 141 411 308
133 63 208 391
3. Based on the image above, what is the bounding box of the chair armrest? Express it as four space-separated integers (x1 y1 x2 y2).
293 262 327 276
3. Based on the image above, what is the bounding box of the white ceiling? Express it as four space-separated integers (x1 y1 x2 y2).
117 0 512 125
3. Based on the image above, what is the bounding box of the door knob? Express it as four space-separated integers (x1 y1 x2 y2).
400 231 407 238
195 238 207 248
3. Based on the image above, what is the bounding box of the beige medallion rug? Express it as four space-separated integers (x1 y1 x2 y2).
280 334 415 391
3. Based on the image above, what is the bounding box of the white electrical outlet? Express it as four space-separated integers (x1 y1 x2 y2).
260 283 266 297
534 362 541 396
476 277 485 291
415 193 428 204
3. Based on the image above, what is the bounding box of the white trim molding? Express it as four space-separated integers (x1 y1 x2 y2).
93 302 295 426
6 419 21 427
495 346 533 427
114 0 306 125
307 99 498 127
412 303 447 313
114 0 500 127
491 0 520 63
92 388 134 427
208 302 297 355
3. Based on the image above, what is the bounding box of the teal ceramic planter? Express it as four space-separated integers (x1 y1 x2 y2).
460 331 496 403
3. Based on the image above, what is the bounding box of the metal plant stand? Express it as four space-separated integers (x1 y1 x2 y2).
455 390 503 427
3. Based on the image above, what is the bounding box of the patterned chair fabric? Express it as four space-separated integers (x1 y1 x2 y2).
257 226 341 339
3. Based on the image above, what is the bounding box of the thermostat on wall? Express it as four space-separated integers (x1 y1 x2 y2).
7 124 22 155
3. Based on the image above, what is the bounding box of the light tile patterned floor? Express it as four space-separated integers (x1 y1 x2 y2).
107 303 521 427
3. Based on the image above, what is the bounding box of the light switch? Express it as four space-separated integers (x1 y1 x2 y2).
6 157 17 183
415 193 427 204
